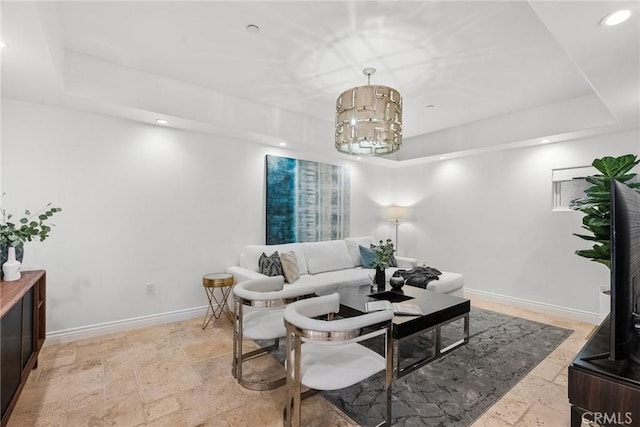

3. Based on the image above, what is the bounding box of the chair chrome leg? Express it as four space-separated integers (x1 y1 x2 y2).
284 326 293 427
232 298 241 379
385 324 393 426
236 340 286 390
233 300 285 391
282 330 317 426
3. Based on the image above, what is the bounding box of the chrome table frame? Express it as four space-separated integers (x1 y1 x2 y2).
336 285 471 379
393 312 469 378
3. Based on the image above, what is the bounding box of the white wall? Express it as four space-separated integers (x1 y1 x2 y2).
1 99 389 333
4 98 637 333
394 130 639 315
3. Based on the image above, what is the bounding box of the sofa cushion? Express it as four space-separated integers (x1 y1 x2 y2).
426 271 465 294
258 252 283 277
344 236 374 267
240 243 308 274
302 240 353 274
280 251 300 284
284 268 372 294
358 245 376 268
317 268 373 289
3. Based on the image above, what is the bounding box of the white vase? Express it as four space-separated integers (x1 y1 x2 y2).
2 246 21 281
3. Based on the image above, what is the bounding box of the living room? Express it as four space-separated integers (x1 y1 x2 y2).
1 1 639 426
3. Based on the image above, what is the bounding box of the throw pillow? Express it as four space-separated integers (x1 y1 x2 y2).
389 253 398 267
258 251 283 277
279 251 300 284
359 245 376 268
369 243 398 267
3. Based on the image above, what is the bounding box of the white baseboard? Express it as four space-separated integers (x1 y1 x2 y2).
463 288 601 325
45 289 601 345
45 305 209 345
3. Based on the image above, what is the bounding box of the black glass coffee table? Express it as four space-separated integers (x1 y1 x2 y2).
336 285 470 378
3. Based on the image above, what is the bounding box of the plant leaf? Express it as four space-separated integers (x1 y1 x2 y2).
593 155 639 177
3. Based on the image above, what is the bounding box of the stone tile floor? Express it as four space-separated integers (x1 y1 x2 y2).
7 295 595 426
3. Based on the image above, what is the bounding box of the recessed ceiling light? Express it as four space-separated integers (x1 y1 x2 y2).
541 138 551 144
439 156 446 160
156 119 168 125
246 24 260 33
0 41 9 49
602 10 631 26
355 157 362 160
278 142 287 146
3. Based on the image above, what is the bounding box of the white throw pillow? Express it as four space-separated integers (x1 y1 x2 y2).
280 251 300 284
302 240 354 274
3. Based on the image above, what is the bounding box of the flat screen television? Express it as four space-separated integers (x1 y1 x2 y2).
609 180 640 364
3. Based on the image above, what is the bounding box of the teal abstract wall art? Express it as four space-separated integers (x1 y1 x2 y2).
265 155 350 244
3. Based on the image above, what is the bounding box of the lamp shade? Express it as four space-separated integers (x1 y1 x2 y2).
335 69 402 156
384 206 410 222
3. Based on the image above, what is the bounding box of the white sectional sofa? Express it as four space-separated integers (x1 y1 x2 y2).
226 236 464 297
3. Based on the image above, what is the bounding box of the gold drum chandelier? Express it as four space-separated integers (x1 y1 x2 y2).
335 68 402 156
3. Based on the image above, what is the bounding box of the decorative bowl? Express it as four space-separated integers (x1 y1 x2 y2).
389 276 405 290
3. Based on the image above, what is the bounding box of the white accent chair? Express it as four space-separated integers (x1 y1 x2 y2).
282 293 394 427
232 276 316 391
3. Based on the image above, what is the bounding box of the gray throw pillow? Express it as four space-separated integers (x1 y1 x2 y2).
258 251 283 277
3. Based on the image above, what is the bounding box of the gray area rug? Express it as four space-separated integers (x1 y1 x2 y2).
268 307 573 427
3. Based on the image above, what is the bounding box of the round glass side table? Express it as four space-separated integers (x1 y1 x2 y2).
202 272 234 329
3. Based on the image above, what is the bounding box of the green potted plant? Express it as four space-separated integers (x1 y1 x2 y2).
569 154 640 267
370 239 395 289
1 199 62 277
569 154 640 319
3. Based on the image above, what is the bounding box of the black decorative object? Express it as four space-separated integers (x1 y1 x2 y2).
369 291 413 303
390 276 405 290
375 267 386 290
397 266 443 289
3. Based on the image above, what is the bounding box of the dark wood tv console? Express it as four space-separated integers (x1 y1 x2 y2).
568 315 640 427
0 270 46 427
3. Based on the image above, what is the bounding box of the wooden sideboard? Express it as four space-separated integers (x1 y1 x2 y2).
568 315 640 427
0 270 46 427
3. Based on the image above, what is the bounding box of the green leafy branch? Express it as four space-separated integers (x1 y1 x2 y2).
370 239 395 269
1 194 62 248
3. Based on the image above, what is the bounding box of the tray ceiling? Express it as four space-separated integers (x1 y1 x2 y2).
2 1 638 164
